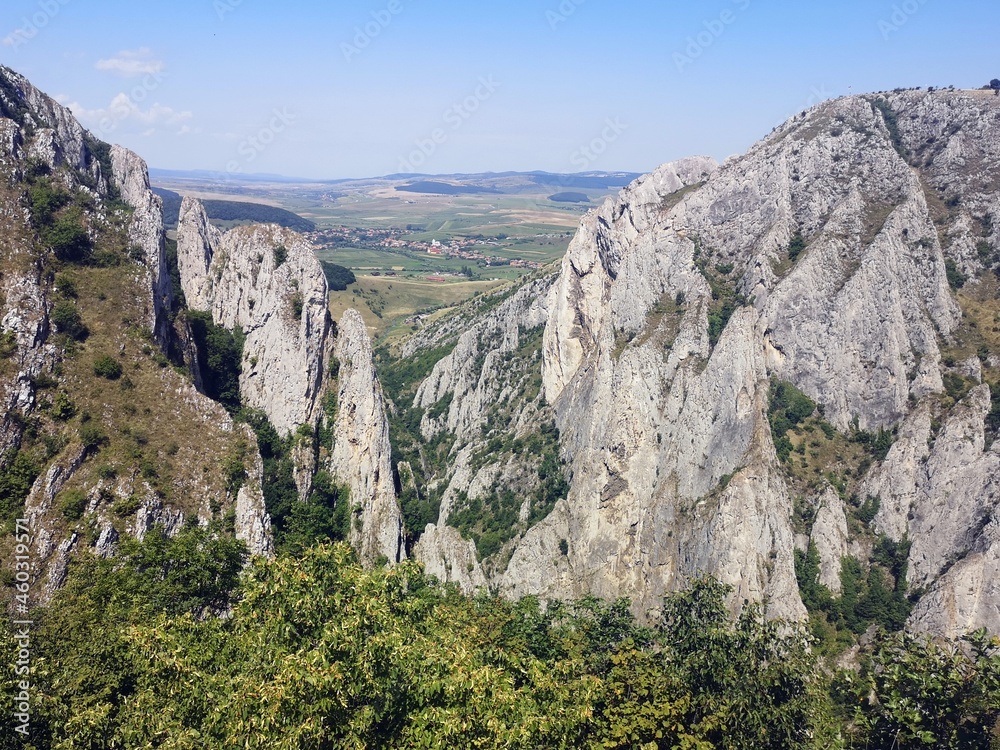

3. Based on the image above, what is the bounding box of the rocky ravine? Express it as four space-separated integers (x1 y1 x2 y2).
1 67 405 591
0 66 274 594
176 197 404 564
407 89 1000 635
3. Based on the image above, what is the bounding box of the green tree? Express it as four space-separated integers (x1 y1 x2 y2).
187 311 244 412
652 576 828 749
849 630 1000 748
50 300 88 340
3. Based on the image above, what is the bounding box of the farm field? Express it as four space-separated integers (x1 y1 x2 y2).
151 170 639 343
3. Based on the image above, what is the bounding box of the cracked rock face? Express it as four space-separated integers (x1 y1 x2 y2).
407 90 1000 634
110 145 173 345
176 198 406 567
810 487 850 595
0 67 274 598
331 309 405 565
176 197 332 436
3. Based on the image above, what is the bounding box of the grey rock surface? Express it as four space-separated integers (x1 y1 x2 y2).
331 309 405 565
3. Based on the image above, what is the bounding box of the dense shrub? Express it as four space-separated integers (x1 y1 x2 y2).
187 311 244 413
93 355 123 379
320 260 357 291
57 487 89 520
945 258 967 289
787 232 807 262
0 450 41 522
50 300 88 340
768 379 817 461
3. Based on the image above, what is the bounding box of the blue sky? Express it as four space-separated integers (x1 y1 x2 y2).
2 0 997 179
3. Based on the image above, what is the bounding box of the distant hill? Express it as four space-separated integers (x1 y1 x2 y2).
529 173 639 189
548 192 590 203
152 188 315 232
396 181 502 196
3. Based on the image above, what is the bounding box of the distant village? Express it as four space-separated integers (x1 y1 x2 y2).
305 225 546 270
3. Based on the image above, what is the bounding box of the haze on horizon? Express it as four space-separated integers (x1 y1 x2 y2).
2 0 996 180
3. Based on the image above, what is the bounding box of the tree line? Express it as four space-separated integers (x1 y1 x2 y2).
2 528 998 749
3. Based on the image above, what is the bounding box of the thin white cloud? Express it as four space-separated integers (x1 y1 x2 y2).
66 93 193 138
95 48 164 77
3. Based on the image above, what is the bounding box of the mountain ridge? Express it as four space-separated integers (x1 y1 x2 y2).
3 64 1000 642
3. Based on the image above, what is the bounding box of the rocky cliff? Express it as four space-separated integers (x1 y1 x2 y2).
0 66 275 597
398 89 1000 635
176 197 332 437
175 199 405 564
331 310 405 564
4 64 999 638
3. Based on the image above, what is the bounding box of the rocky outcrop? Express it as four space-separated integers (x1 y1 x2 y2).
234 423 274 557
413 523 486 593
109 145 173 345
810 487 850 594
329 310 405 562
909 525 1000 639
176 197 333 436
867 384 1000 636
402 90 1000 633
175 197 408 568
331 309 404 564
0 67 275 602
0 65 89 176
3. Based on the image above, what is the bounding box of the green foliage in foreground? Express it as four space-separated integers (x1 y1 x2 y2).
2 534 998 749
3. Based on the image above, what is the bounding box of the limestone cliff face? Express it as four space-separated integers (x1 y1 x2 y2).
0 66 90 177
176 197 332 436
867 384 1000 637
332 310 405 564
109 145 173 346
400 90 1000 634
407 277 559 588
0 68 93 461
175 199 405 564
0 67 273 599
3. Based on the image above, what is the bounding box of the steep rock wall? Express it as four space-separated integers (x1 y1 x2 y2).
176 197 331 436
332 309 405 564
